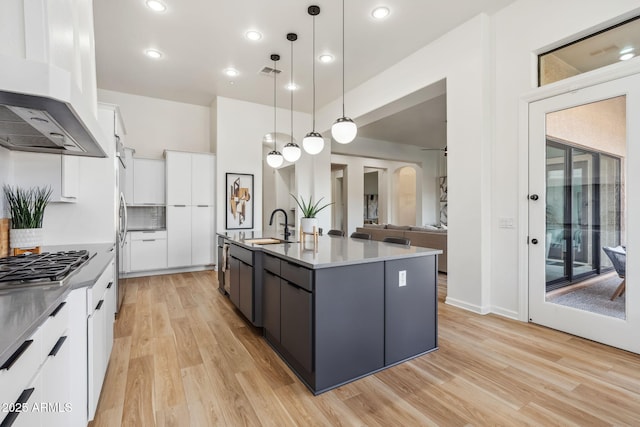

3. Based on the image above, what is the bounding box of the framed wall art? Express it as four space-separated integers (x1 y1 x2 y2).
226 173 254 229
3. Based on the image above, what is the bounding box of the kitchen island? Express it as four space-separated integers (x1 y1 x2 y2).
219 231 441 394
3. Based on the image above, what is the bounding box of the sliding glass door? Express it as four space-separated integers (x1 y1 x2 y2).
545 142 620 290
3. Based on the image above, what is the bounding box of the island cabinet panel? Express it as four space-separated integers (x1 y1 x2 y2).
228 243 263 327
314 262 385 392
281 281 313 374
239 261 254 321
229 257 241 308
384 256 438 365
262 270 281 342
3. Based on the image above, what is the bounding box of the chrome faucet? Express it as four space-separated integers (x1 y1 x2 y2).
269 209 290 240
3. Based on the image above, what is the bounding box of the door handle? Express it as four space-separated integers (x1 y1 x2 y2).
529 194 539 200
531 238 539 244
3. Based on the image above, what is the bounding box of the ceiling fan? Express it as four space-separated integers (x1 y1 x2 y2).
421 146 447 156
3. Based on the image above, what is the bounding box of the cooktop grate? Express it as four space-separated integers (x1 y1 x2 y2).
0 250 91 284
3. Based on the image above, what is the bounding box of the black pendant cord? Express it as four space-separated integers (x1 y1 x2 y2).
290 38 294 143
273 57 277 151
341 0 345 117
312 11 316 132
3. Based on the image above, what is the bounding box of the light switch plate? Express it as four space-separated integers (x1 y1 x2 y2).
399 270 406 287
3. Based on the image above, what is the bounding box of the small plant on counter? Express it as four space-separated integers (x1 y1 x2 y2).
291 194 333 218
3 185 52 229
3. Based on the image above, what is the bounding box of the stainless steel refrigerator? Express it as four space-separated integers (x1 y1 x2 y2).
115 137 128 313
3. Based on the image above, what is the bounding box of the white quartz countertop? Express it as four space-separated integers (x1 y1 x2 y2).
219 231 442 269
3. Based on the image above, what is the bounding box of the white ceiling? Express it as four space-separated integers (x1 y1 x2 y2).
93 0 515 111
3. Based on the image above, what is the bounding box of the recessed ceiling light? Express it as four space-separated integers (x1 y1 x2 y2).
144 49 163 59
224 68 239 77
245 30 262 41
620 53 635 61
620 46 635 55
319 54 334 63
145 0 166 12
286 82 298 90
372 6 390 20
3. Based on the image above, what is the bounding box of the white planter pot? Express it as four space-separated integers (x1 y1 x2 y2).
10 228 43 249
300 218 318 234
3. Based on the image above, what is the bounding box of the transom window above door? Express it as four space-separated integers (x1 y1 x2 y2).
539 15 640 86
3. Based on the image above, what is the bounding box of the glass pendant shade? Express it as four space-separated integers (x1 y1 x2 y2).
303 131 324 155
282 142 301 162
266 150 284 168
331 117 357 144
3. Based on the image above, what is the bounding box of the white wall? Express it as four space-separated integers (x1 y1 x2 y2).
98 89 211 158
215 96 313 234
318 15 493 313
491 0 640 319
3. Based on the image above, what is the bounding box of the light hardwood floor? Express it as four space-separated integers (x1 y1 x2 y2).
90 271 640 426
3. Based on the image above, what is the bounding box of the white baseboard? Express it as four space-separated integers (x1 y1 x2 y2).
489 305 521 321
120 265 215 279
445 296 491 315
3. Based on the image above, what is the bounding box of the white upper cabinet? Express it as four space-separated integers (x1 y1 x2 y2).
191 154 215 206
165 151 192 206
133 159 165 205
11 152 79 202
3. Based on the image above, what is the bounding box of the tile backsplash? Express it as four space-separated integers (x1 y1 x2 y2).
127 206 166 230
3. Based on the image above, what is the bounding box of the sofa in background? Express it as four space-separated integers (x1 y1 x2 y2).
356 224 447 273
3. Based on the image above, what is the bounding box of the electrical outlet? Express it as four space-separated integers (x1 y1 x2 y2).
399 270 406 287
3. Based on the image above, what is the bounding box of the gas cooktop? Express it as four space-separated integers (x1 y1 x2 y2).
0 250 93 290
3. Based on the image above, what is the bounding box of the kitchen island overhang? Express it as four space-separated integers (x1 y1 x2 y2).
219 232 441 394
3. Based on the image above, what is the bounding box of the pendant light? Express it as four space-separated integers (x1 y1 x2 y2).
266 54 284 168
282 33 301 162
302 5 324 155
331 0 357 144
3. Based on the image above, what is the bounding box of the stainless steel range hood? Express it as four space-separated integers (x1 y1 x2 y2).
0 91 106 158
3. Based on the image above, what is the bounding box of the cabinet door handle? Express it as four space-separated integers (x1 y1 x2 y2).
50 301 66 317
0 340 34 371
96 299 104 311
174 205 187 207
197 205 208 207
49 336 68 357
2 388 35 426
142 239 156 242
107 281 113 289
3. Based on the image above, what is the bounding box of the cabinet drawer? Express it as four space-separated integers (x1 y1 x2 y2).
230 244 253 266
263 253 281 275
131 239 168 271
281 261 313 292
0 327 42 411
89 261 115 313
130 230 167 240
40 300 69 360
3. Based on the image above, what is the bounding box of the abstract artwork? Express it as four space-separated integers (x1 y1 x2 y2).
226 173 254 229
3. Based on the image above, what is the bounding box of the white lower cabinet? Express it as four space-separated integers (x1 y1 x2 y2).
130 230 168 271
168 205 214 267
0 259 115 427
192 205 214 266
87 261 116 421
0 290 79 427
167 206 192 267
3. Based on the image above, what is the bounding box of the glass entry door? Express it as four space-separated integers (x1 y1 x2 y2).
529 73 639 354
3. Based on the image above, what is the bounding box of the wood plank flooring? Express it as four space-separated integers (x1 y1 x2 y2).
90 271 640 426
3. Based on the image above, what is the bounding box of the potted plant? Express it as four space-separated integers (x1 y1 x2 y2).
291 194 333 234
3 185 52 251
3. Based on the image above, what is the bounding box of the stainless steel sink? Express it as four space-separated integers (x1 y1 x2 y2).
244 238 288 245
